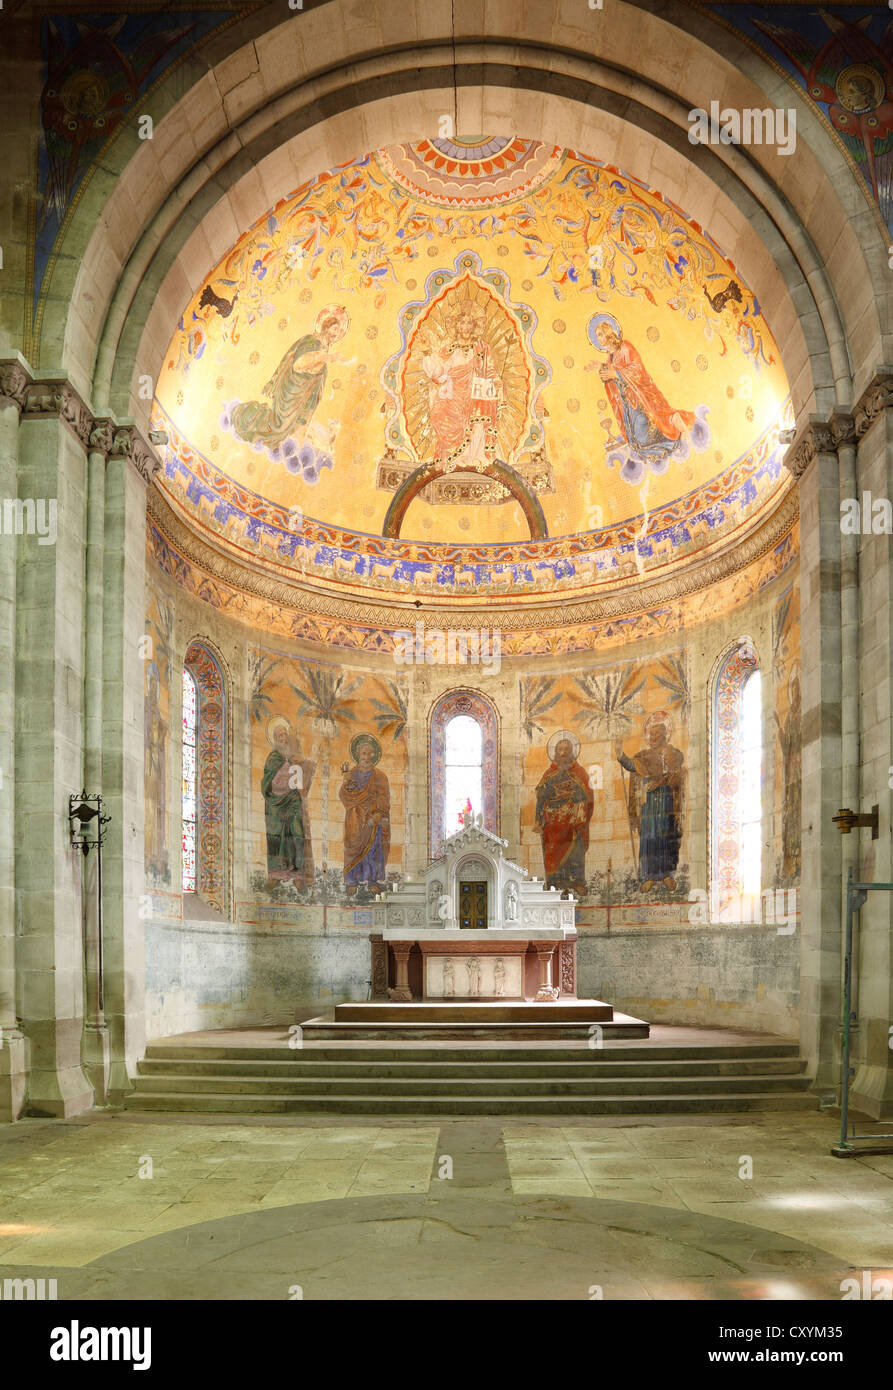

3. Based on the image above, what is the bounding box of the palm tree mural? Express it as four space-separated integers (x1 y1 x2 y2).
650 654 690 721
370 680 408 743
570 666 647 741
147 593 174 686
289 665 361 868
570 665 646 870
248 650 281 725
773 589 794 680
520 676 561 741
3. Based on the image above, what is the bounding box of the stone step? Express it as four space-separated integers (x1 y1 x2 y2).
333 1000 615 1023
299 1024 651 1041
129 1070 811 1098
124 1089 818 1116
143 1041 800 1063
136 1055 807 1080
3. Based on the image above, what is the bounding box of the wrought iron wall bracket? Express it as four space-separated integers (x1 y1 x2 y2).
68 791 110 856
832 805 879 839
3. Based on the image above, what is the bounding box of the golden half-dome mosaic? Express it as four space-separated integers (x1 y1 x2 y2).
152 137 793 602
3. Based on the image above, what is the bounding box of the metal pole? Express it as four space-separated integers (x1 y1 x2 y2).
831 878 893 1154
838 868 854 1152
97 813 104 1016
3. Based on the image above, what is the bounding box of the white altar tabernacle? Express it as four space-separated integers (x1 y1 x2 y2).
368 822 580 1003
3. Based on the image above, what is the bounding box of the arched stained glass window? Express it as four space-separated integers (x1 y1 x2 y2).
429 690 499 855
739 670 762 898
444 715 483 831
181 668 197 893
182 641 227 913
712 641 761 920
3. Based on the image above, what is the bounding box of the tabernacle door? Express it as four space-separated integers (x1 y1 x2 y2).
459 881 487 929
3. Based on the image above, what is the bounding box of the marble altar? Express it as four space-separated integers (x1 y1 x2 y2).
369 822 578 1002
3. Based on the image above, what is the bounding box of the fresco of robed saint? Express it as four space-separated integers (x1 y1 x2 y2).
776 667 801 882
261 716 316 885
231 304 349 451
614 711 685 891
534 731 594 895
585 313 710 485
144 660 168 877
339 733 390 893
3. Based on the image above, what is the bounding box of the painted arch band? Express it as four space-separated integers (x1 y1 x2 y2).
382 457 548 540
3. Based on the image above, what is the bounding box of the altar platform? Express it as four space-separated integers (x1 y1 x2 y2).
307 998 646 1041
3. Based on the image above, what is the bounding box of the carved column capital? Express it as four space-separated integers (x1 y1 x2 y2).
22 378 92 448
782 418 836 480
829 410 856 449
87 419 116 459
108 424 163 486
0 360 32 414
853 370 893 439
784 375 893 477
2 367 166 486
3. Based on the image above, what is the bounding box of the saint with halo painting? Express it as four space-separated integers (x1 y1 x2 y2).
585 312 710 485
221 304 350 479
534 730 594 896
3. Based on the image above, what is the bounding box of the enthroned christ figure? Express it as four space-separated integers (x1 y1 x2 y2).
420 297 504 467
534 732 594 896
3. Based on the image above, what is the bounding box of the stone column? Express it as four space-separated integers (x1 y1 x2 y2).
369 934 388 999
80 421 114 1101
102 426 159 1100
0 359 31 1120
557 938 577 999
391 944 413 1002
832 410 862 1067
784 422 844 1094
849 375 893 1117
16 383 93 1116
534 943 558 1001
